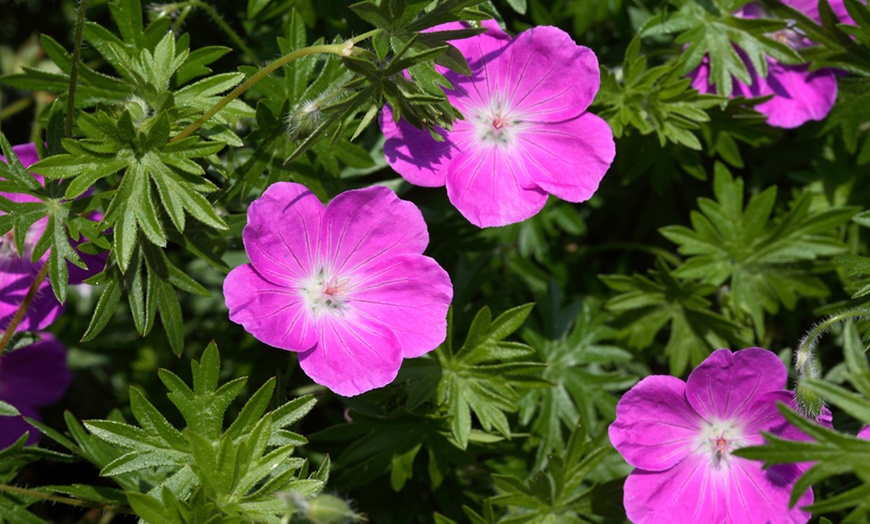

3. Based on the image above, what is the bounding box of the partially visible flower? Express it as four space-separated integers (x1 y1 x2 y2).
689 0 853 128
380 21 615 228
0 333 71 448
609 348 825 523
0 143 107 331
223 182 453 396
859 425 870 440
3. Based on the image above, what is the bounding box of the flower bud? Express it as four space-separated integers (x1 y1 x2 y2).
303 494 362 524
795 379 825 420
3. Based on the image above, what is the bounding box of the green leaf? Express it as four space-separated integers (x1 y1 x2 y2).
735 400 870 511
82 342 325 520
649 1 804 94
247 0 274 19
596 37 722 149
314 408 463 490
519 297 636 465
602 256 747 375
491 427 609 521
0 401 19 417
424 305 546 448
660 163 856 337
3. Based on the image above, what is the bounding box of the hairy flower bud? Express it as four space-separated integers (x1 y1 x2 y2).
304 494 363 524
285 87 348 140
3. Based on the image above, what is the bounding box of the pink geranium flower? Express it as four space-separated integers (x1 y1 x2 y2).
609 348 822 523
380 21 615 228
689 0 853 128
0 143 107 331
223 182 453 396
0 333 71 448
859 426 870 440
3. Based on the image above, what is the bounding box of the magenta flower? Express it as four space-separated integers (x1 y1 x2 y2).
689 0 853 128
223 182 453 396
859 426 870 440
0 144 62 331
609 348 822 523
380 21 615 228
0 333 71 448
0 144 107 332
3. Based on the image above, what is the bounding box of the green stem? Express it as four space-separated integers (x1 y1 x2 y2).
163 1 257 62
172 5 193 32
0 484 134 514
0 263 49 357
66 0 89 138
792 307 870 418
352 28 381 43
169 41 356 143
795 308 870 378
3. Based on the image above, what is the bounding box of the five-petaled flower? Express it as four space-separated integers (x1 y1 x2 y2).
0 143 107 332
0 333 71 448
223 182 453 396
381 21 615 228
609 347 822 523
689 0 853 128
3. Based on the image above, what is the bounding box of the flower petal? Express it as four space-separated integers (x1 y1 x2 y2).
0 256 63 332
0 333 70 408
517 113 615 202
499 26 600 118
224 264 316 351
858 426 870 440
755 62 838 129
609 375 701 471
321 185 429 275
623 456 720 524
445 145 548 227
720 457 813 524
0 143 45 196
380 105 454 187
782 0 853 24
350 254 452 358
737 390 801 443
8 143 40 168
243 182 323 285
0 404 41 448
298 314 403 396
686 348 787 422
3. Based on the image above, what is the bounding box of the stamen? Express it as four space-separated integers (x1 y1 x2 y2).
300 268 352 317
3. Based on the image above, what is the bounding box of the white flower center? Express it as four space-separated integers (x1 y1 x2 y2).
469 95 528 150
300 268 352 318
695 419 748 470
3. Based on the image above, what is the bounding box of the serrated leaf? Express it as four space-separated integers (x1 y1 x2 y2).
434 305 543 448
660 163 855 337
81 342 323 519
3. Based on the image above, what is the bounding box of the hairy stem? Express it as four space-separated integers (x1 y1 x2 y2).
793 308 870 418
169 40 360 143
795 308 870 378
66 0 89 138
0 484 134 514
172 5 193 32
0 263 49 357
